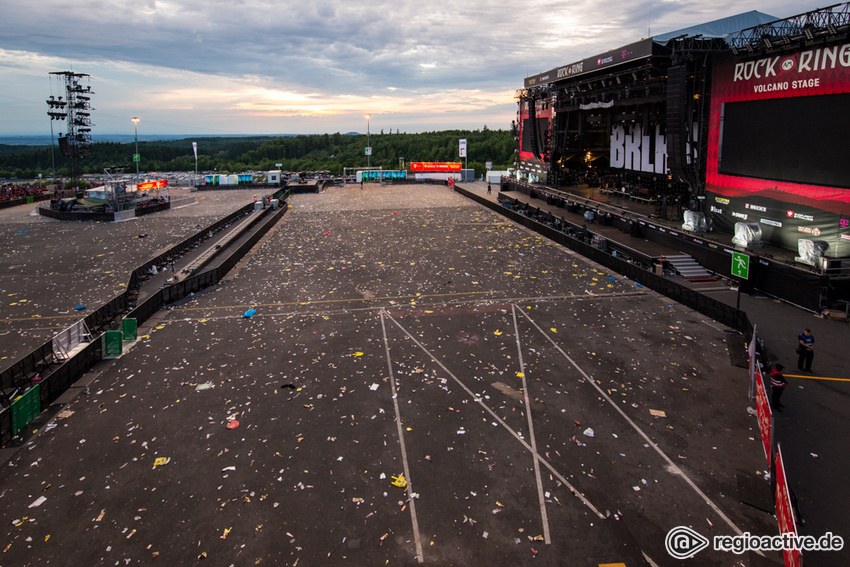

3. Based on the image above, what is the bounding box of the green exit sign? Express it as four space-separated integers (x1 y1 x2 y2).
731 252 749 279
133 153 140 162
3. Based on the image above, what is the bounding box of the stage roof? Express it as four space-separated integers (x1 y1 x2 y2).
652 11 779 42
524 10 779 88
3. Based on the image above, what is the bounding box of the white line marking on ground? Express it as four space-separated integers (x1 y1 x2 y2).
384 311 606 519
380 310 425 564
511 304 552 544
517 306 746 536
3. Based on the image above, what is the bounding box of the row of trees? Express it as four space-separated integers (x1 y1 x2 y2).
0 129 517 180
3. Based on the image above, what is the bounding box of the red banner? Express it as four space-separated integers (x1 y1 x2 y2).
706 44 850 202
409 162 462 172
754 369 773 467
137 179 167 191
775 445 802 567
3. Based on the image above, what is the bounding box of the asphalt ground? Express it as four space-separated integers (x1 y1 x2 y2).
0 189 264 364
465 182 850 567
0 183 777 566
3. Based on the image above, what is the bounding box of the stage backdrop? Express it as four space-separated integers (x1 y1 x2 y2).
706 45 850 258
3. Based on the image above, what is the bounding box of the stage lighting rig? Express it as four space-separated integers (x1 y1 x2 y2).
47 71 94 179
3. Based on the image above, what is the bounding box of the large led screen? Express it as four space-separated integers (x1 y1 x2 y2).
719 93 850 188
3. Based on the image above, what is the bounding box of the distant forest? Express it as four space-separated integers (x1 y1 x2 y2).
0 129 516 180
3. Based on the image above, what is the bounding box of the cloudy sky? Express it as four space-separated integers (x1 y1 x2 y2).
0 0 829 137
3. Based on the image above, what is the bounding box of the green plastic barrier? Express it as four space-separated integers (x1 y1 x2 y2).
122 318 138 341
104 330 123 357
11 384 41 436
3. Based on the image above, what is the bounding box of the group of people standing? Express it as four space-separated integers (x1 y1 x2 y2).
769 328 815 412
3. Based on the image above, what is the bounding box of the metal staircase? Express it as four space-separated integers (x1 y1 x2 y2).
666 253 713 282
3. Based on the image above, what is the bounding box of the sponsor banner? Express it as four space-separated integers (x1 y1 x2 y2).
409 162 462 172
775 446 803 567
137 179 167 191
525 39 655 87
706 190 849 256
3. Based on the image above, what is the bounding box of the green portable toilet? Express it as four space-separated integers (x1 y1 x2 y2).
122 318 137 341
11 384 41 436
104 330 123 357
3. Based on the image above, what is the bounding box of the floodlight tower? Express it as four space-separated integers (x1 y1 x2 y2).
47 71 94 182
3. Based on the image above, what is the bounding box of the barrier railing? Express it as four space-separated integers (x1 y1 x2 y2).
40 338 103 407
0 194 51 210
134 201 170 217
454 183 753 338
36 205 116 222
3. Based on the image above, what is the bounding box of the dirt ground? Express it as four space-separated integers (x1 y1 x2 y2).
0 183 775 566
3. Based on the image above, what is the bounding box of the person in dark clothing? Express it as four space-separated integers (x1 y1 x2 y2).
487 183 492 194
770 363 787 410
797 329 814 372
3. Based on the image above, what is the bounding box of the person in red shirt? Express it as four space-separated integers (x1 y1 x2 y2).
770 363 787 411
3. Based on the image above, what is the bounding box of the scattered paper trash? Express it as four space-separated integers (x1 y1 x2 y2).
583 428 595 438
649 409 667 418
195 383 214 391
369 383 379 391
28 496 47 508
153 457 170 467
226 420 240 430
